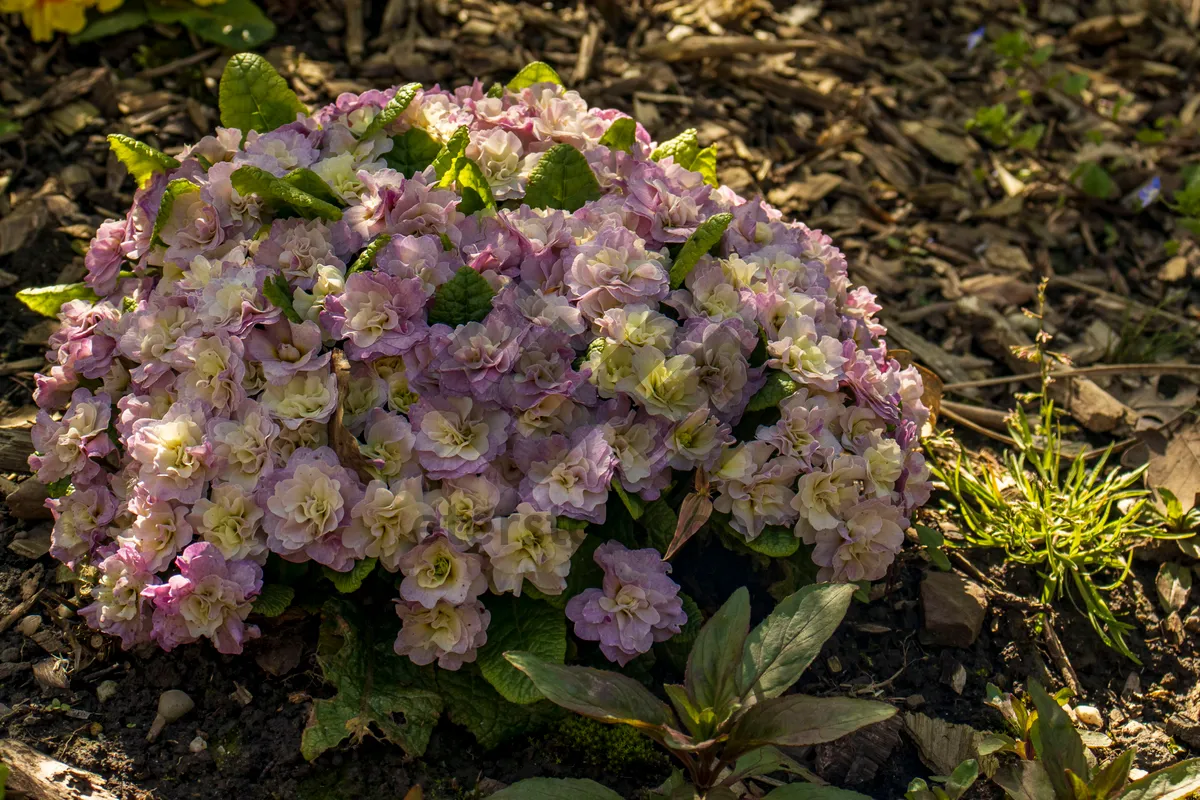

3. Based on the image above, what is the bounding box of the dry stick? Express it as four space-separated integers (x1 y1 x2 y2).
344 0 365 65
571 20 600 85
0 589 43 634
134 47 221 80
1050 274 1200 331
1042 620 1084 698
943 362 1200 393
938 404 1137 460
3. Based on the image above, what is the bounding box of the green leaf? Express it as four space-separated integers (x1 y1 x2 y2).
427 266 495 327
523 143 602 212
478 594 567 704
219 52 307 134
642 499 679 556
946 759 980 798
321 557 377 593
435 664 561 749
361 83 422 140
432 126 471 182
1090 750 1134 799
107 134 180 189
349 235 392 274
150 0 275 49
301 599 442 760
251 584 295 617
152 178 200 245
507 62 564 91
747 371 799 412
16 283 98 317
1115 758 1200 800
486 82 504 99
231 165 343 221
599 117 637 153
46 478 73 499
669 212 733 288
1030 681 1090 796
489 778 622 800
282 168 341 206
70 2 151 42
1073 161 1116 200
762 785 876 799
504 651 676 731
693 144 718 187
737 583 857 703
612 480 645 519
652 128 700 165
744 525 800 558
728 694 897 752
385 128 442 177
915 524 952 571
686 586 750 714
262 273 302 323
994 761 1059 800
452 158 496 215
1063 74 1090 97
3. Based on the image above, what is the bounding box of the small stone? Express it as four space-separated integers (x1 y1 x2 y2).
905 694 926 710
827 656 842 673
17 614 41 637
189 735 208 753
96 680 118 704
1129 768 1149 781
921 572 988 648
1076 705 1103 728
1121 720 1146 735
1123 673 1142 699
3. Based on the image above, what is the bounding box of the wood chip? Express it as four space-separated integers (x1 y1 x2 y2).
0 738 119 799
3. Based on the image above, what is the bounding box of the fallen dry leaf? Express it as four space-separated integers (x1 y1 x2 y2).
1147 420 1200 512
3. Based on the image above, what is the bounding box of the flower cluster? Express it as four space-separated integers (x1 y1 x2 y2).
36 69 928 668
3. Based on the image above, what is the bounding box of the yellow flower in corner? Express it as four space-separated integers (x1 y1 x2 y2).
0 0 124 41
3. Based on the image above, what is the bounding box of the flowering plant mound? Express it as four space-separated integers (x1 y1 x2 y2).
22 54 931 756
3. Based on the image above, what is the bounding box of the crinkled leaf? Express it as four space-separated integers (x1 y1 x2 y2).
737 583 857 703
151 178 200 244
478 594 566 704
282 168 341 206
70 3 151 42
599 117 637 153
523 143 602 212
432 126 471 182
262 273 302 323
664 491 714 560
504 651 676 730
745 525 800 558
452 157 495 215
748 371 798 412
322 557 377 593
651 128 700 165
219 52 307 134
361 83 422 140
728 694 897 752
385 127 442 177
251 584 294 617
489 778 622 800
1115 758 1200 800
669 212 732 288
349 235 392 274
506 61 564 91
150 0 275 49
107 134 180 189
16 283 98 317
301 599 442 760
231 165 343 221
1029 681 1090 795
436 664 561 749
762 786 876 800
427 266 495 327
612 480 645 520
693 144 719 187
686 586 749 714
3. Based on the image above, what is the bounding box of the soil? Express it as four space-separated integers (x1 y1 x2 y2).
2 0 1200 798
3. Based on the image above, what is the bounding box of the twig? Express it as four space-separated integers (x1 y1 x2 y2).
134 47 220 80
344 0 365 65
0 357 46 377
571 21 600 85
0 590 43 634
1050 275 1200 332
942 362 1200 392
1042 620 1084 697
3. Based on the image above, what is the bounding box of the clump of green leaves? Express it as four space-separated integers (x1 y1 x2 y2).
72 0 275 50
930 285 1159 662
906 760 980 800
427 266 495 328
965 103 1045 151
982 682 1200 800
500 583 895 798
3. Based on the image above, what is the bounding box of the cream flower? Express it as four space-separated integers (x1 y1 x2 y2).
345 478 433 571
483 503 584 596
260 369 339 430
188 482 266 562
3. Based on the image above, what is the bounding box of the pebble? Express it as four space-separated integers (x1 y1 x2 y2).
96 680 119 704
1121 720 1146 735
189 736 208 754
0 647 20 663
17 614 42 637
905 694 926 710
1123 673 1141 699
1076 705 1103 728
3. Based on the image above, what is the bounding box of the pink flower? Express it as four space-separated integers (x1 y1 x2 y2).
322 270 428 360
256 447 363 570
126 401 214 504
79 545 159 649
30 389 113 485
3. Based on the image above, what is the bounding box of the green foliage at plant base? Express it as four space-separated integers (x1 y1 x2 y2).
552 715 669 771
72 0 274 48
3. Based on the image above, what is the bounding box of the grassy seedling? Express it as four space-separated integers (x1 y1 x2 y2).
930 283 1158 662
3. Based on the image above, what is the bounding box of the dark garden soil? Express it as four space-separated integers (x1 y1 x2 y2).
2 0 1200 797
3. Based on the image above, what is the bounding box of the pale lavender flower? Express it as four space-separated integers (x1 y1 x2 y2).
565 541 686 666
259 367 339 430
343 168 461 241
802 497 905 583
143 542 262 654
375 233 459 292
435 311 528 400
79 545 158 649
85 218 129 296
360 407 419 480
431 471 517 546
245 320 330 384
255 218 348 290
48 484 117 566
394 598 489 670
482 503 585 596
127 401 213 504
322 270 428 360
30 389 113 485
410 395 511 479
166 334 248 415
117 496 195 573
208 399 279 489
397 535 487 608
564 222 668 320
521 426 616 523
345 477 433 571
187 482 267 562
625 160 714 244
767 315 848 392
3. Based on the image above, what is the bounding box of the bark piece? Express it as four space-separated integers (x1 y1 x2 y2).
921 571 988 648
0 739 120 799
